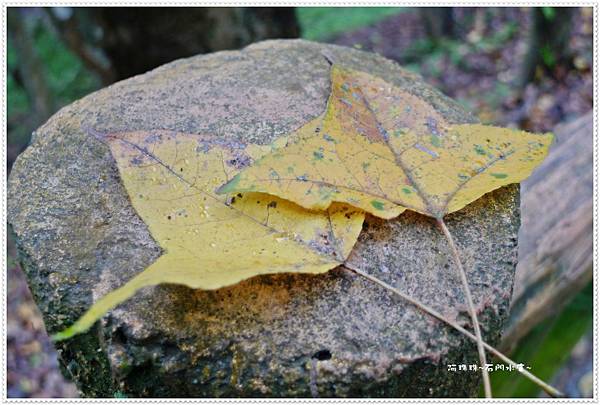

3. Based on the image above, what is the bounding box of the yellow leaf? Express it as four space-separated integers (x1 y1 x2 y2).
53 130 364 340
218 65 554 219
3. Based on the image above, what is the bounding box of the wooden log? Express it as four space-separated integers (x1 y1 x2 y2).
501 112 593 352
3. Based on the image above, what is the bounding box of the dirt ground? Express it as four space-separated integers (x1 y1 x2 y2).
7 236 78 397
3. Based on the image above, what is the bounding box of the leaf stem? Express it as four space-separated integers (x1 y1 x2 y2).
343 263 563 398
437 218 492 398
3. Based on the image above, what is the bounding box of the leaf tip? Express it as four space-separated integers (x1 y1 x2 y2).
51 326 80 342
83 126 113 143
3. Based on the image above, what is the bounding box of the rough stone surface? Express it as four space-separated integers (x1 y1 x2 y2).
8 39 519 398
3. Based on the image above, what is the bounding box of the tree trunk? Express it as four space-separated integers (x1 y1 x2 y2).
419 8 454 42
7 8 55 170
50 7 300 82
519 7 575 88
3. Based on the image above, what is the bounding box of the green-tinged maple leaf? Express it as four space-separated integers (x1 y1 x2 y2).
218 64 554 220
53 130 364 340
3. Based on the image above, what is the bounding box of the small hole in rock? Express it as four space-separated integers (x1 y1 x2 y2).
312 350 332 361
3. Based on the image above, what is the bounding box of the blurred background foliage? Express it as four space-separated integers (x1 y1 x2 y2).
6 6 593 398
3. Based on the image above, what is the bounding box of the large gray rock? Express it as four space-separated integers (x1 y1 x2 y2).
8 39 518 398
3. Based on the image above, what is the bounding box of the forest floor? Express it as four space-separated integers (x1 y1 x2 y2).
7 237 78 397
331 7 593 133
7 7 593 398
